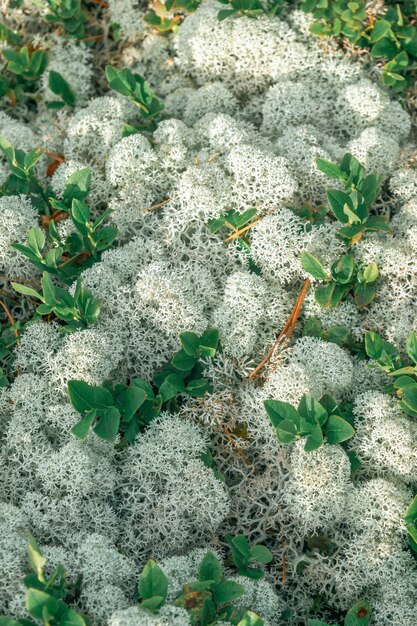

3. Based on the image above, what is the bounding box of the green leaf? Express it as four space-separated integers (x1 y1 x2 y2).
330 255 355 284
68 380 114 414
263 399 300 429
344 599 371 625
41 272 57 305
371 37 397 59
364 331 383 360
11 282 41 300
27 228 45 257
71 199 90 224
276 419 299 444
300 251 328 281
199 552 222 583
315 157 343 180
404 494 417 523
327 189 353 223
179 331 200 356
23 147 44 172
185 378 211 397
304 422 324 451
26 589 58 621
308 621 331 626
315 283 335 308
105 65 135 97
93 406 121 442
63 168 91 202
249 545 273 565
298 394 327 425
212 580 245 605
236 611 264 626
119 385 147 422
27 533 46 581
354 281 377 308
406 331 417 364
171 348 196 371
158 373 186 402
199 327 220 357
139 560 168 603
140 596 165 612
325 414 355 444
363 261 379 283
48 70 76 107
0 135 16 163
370 19 392 43
71 409 97 439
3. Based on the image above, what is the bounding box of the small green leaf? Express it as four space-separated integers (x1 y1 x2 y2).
139 560 168 603
199 552 222 583
363 261 379 283
212 579 245 605
11 282 41 300
179 331 200 356
364 331 383 360
327 189 353 224
249 545 273 565
325 414 355 444
344 599 371 625
71 409 97 439
370 19 392 43
264 399 300 429
406 331 417 364
315 157 343 180
171 348 196 371
158 373 186 402
26 589 58 621
27 533 46 581
404 494 417 523
298 394 327 425
71 199 90 224
93 406 121 442
68 380 114 414
48 70 76 107
300 251 328 281
304 422 324 452
276 419 299 444
63 168 91 202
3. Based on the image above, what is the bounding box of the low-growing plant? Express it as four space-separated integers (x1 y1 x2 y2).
43 0 86 39
12 272 100 333
225 534 273 580
301 0 417 90
364 330 417 418
316 153 389 245
264 393 355 451
138 553 265 625
15 204 117 282
0 534 89 626
105 66 164 134
144 0 201 33
0 136 47 203
302 316 365 357
69 328 220 442
47 70 76 109
208 208 261 272
301 251 379 308
0 45 47 105
290 202 327 227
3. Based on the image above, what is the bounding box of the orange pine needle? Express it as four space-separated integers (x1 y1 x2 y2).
224 218 263 243
248 277 310 380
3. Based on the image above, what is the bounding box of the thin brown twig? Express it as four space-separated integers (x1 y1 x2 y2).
223 425 251 466
142 198 172 212
248 278 311 380
224 218 263 243
210 531 222 547
0 300 18 337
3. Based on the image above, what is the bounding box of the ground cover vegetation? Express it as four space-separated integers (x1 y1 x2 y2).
0 0 416 625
